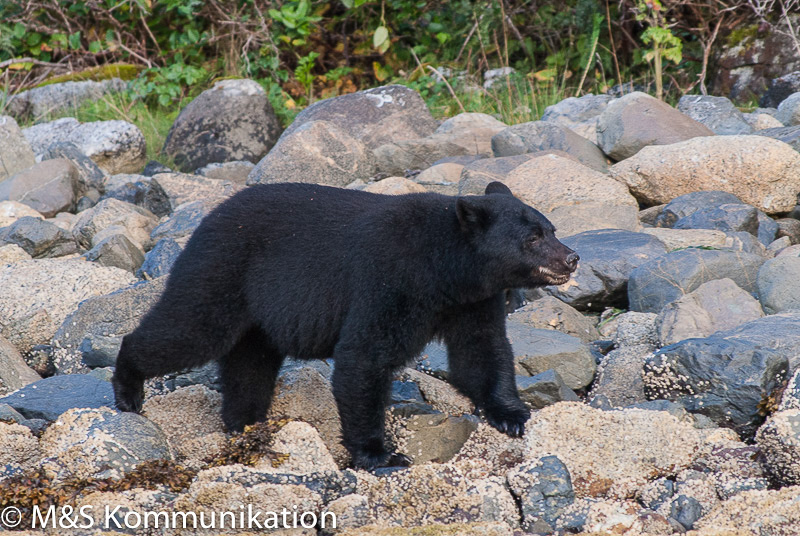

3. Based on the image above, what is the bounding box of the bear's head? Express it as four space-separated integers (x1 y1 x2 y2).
456 181 579 288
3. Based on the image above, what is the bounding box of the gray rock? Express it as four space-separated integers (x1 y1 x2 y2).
21 117 80 157
416 340 449 380
776 92 800 126
42 141 106 195
151 171 237 211
457 154 539 195
613 312 660 348
677 95 753 135
72 197 158 250
136 237 182 279
776 218 800 244
509 323 596 390
52 278 166 373
508 296 600 343
643 337 788 438
195 160 255 184
718 312 800 371
761 71 800 108
670 494 703 530
148 361 222 394
754 410 800 486
655 191 742 228
507 455 575 534
432 112 507 155
539 229 668 311
779 369 800 411
0 158 82 217
402 413 480 464
374 135 470 175
589 344 652 407
247 120 377 187
674 203 759 235
0 216 78 258
0 374 115 421
596 92 714 160
149 199 211 243
281 84 437 151
757 256 800 314
0 336 40 396
0 403 26 423
83 233 145 274
491 121 608 172
390 380 423 403
657 278 764 346
484 67 515 88
101 174 171 217
517 369 579 409
79 335 122 368
142 160 172 176
754 125 800 152
540 95 612 143
163 79 282 171
5 78 125 121
628 249 765 313
0 115 36 181
69 120 147 175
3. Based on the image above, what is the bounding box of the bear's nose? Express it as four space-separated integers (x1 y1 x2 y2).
565 252 579 270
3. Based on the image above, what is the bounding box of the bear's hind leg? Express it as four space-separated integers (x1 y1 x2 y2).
219 327 285 433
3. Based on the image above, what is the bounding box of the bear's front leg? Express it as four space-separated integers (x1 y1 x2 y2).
442 294 530 437
331 346 411 470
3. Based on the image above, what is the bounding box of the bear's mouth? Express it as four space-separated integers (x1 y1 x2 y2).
535 266 573 286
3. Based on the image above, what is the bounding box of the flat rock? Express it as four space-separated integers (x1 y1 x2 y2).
611 135 800 214
0 115 36 181
596 92 714 160
491 121 608 172
69 119 147 175
508 323 596 390
539 229 668 311
0 216 78 258
628 248 765 313
0 374 115 421
757 255 800 314
509 296 599 342
0 158 82 217
677 95 753 135
640 228 731 252
657 278 764 346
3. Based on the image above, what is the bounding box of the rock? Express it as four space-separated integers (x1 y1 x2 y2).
78 334 122 368
142 385 226 468
657 278 764 346
777 218 800 244
507 455 575 533
101 173 171 217
517 370 579 409
399 412 480 464
72 198 158 250
136 237 181 279
0 421 41 473
0 374 115 421
611 135 800 214
434 112 507 154
524 402 704 499
269 367 346 466
628 249 765 313
643 337 788 438
21 117 80 157
148 199 212 243
404 368 474 415
673 203 759 236
363 176 427 195
484 66 515 88
695 486 800 534
755 409 800 486
163 79 282 171
655 190 742 228
508 296 600 342
757 255 800 313
374 134 471 175
0 158 82 217
5 78 125 121
491 121 608 172
457 153 540 195
40 407 171 480
745 111 784 130
259 420 339 473
780 369 800 412
610 312 658 348
325 494 372 531
0 115 36 181
718 312 800 371
0 335 40 396
0 258 135 347
540 94 612 144
676 95 753 135
69 120 147 174
508 323 596 390
142 160 172 176
195 160 255 184
247 120 377 187
152 171 238 210
0 243 32 264
589 345 652 407
776 91 800 126
413 162 464 195
42 141 107 195
754 124 800 152
83 233 145 273
285 85 437 150
51 277 166 373
596 92 714 160
0 200 43 228
0 216 78 258
539 229 668 311
761 71 800 108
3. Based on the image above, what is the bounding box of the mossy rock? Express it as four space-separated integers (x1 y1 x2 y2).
725 25 759 49
36 63 142 88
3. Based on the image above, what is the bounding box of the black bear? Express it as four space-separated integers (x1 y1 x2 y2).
113 181 578 469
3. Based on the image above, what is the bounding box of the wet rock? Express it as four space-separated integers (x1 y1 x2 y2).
0 374 115 421
0 115 36 181
508 296 600 343
0 216 78 258
517 369 579 409
677 95 753 135
0 158 82 217
508 323 596 390
163 79 282 171
507 455 575 534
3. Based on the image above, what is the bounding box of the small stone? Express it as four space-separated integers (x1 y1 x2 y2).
516 369 579 409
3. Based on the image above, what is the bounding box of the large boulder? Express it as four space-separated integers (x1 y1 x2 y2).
0 115 36 181
457 154 540 195
491 121 608 172
628 249 765 313
373 135 470 175
0 374 115 421
776 91 800 126
676 95 753 135
21 117 80 157
69 120 147 174
596 92 714 160
539 229 668 311
5 78 126 121
610 135 800 214
0 158 82 217
540 94 612 143
163 79 282 171
151 171 238 210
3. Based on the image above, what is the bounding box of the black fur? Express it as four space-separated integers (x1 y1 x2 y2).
113 181 578 469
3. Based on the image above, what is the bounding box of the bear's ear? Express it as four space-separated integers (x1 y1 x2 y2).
485 181 513 196
456 197 490 232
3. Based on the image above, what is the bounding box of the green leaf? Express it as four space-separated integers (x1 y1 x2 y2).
26 32 41 47
341 0 354 7
68 31 82 50
187 28 200 43
354 0 369 6
88 40 102 53
158 93 171 107
373 26 389 48
435 32 450 45
13 23 25 39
